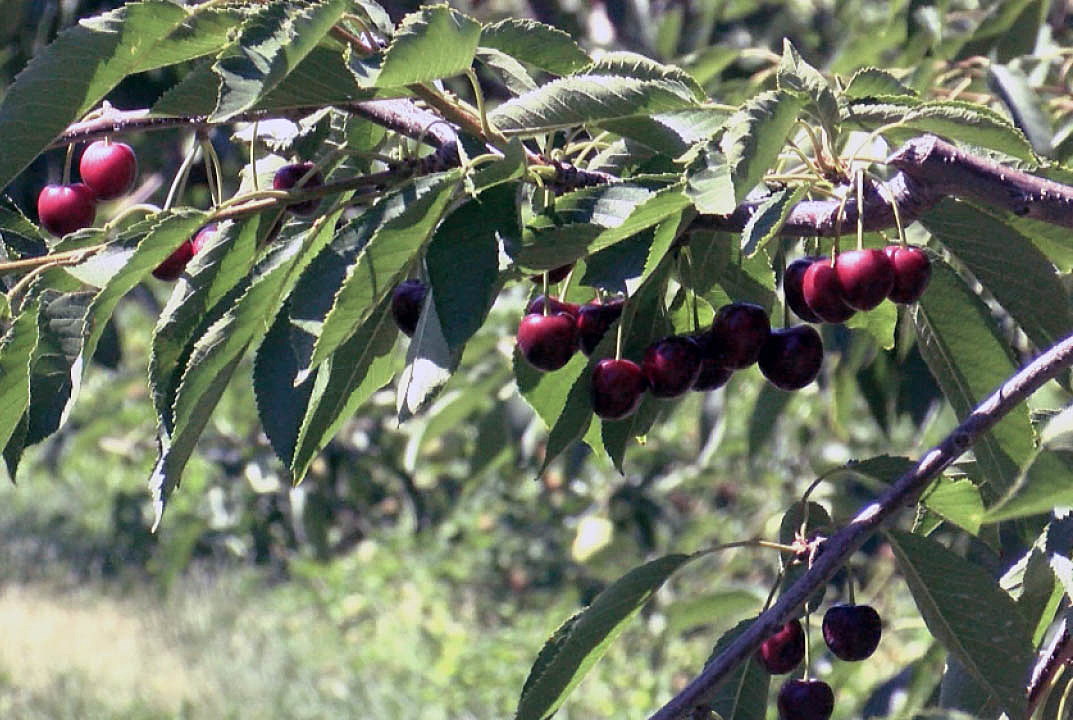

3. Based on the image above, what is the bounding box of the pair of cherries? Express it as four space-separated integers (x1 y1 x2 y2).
37 139 138 237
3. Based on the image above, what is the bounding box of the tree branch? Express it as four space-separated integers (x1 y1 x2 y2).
648 330 1073 720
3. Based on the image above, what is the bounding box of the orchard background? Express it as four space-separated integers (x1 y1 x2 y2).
3 0 1073 718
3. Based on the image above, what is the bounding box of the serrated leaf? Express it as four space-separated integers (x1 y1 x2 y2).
374 5 481 87
842 67 916 99
720 90 807 204
0 301 40 459
844 294 898 350
476 48 537 96
913 260 1033 496
599 107 729 156
777 40 839 141
836 454 916 485
302 171 461 381
922 477 984 535
585 51 706 100
888 529 1032 720
489 75 698 137
211 0 351 121
740 185 808 257
479 19 589 76
0 198 48 258
706 617 770 720
685 142 735 215
985 450 1073 523
515 553 694 720
988 64 1052 157
685 232 776 313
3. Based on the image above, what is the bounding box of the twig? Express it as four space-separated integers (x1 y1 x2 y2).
648 331 1073 720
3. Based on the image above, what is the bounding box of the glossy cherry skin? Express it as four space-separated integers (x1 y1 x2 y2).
706 302 771 369
757 619 805 674
642 336 701 398
784 257 822 323
37 183 97 236
391 279 428 337
577 301 624 355
691 333 733 391
884 245 932 303
529 263 574 284
517 313 578 371
152 223 216 281
834 248 894 311
777 679 834 720
591 358 647 420
527 295 581 318
273 162 323 216
822 604 882 661
79 140 137 200
802 259 856 323
758 325 823 391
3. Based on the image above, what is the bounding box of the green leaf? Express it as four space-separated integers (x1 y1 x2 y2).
888 529 1032 720
842 67 916 99
913 260 1033 496
844 295 898 350
685 232 776 313
988 64 1052 157
479 19 589 76
211 0 351 121
685 142 736 215
748 384 792 457
0 197 48 257
985 450 1073 523
922 477 984 535
585 51 706 100
301 171 462 381
720 90 807 204
599 107 730 156
489 76 698 137
374 5 481 87
515 553 694 720
921 200 1073 351
0 301 40 459
396 285 459 422
740 185 808 258
777 40 839 141
706 617 770 720
476 48 537 96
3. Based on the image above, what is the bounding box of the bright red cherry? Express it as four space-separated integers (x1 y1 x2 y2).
756 619 805 674
777 679 834 720
705 302 770 369
834 248 894 311
884 245 932 303
79 140 137 200
642 336 701 398
822 604 882 661
527 295 580 318
591 358 646 420
37 183 96 236
273 162 323 216
152 223 216 281
517 313 578 371
758 325 823 391
802 259 855 323
391 279 428 337
577 300 624 355
784 257 822 323
529 263 574 284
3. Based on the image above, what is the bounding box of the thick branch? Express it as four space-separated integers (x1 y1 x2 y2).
649 331 1073 720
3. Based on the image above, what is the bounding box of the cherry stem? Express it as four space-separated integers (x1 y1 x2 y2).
830 192 849 265
856 170 865 251
62 143 75 185
846 567 857 605
200 136 221 207
681 247 701 332
164 136 200 212
761 567 785 612
542 272 549 316
803 613 812 678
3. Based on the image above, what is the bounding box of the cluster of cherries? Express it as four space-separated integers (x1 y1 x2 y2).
34 138 324 281
758 603 883 720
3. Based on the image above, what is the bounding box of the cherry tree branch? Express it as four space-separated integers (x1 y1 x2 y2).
648 331 1073 720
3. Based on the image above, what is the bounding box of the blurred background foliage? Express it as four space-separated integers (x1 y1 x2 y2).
0 0 1065 717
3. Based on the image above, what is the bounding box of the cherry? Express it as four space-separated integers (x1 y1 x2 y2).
36 183 96 236
884 245 932 303
758 325 823 391
642 336 702 398
273 162 323 216
591 358 646 420
527 295 580 318
822 603 882 661
517 313 578 371
705 302 770 369
777 679 834 720
692 334 733 391
802 259 855 323
577 300 624 355
835 248 894 311
529 263 574 284
756 619 805 674
391 279 428 337
784 257 822 323
78 140 137 200
152 223 215 281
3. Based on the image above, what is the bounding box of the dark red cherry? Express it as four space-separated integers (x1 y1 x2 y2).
517 313 578 371
822 604 882 661
802 259 855 323
692 333 733 391
642 336 701 398
37 183 96 236
79 140 137 200
884 245 932 303
758 325 823 391
777 679 834 720
273 162 323 216
529 263 574 284
756 619 805 674
527 295 581 318
784 257 822 323
706 302 770 369
591 358 646 420
835 248 894 311
391 279 428 337
577 300 624 355
152 224 216 281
